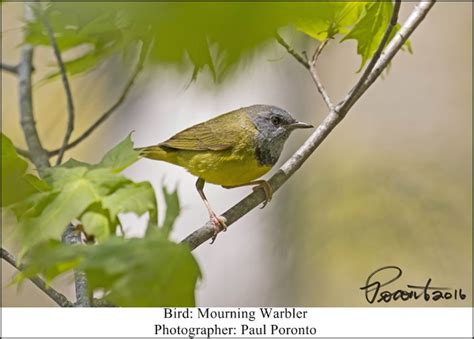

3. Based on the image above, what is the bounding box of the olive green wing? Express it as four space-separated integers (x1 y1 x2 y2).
160 111 250 151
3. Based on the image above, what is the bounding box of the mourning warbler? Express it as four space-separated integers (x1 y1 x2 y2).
138 104 312 240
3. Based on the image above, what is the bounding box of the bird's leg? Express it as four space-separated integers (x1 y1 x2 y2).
196 177 227 243
222 180 273 209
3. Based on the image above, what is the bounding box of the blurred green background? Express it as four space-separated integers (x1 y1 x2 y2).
2 2 471 306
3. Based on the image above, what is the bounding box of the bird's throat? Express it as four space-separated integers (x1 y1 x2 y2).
254 136 285 166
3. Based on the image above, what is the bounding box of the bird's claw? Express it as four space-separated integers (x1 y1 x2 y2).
209 214 227 244
252 181 273 209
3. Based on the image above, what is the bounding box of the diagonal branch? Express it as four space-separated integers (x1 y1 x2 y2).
2 247 73 307
40 9 75 165
340 0 401 115
1 62 18 75
15 146 33 160
181 0 436 251
47 40 150 157
275 32 309 69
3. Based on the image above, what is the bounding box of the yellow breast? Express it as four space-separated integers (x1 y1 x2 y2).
172 144 271 186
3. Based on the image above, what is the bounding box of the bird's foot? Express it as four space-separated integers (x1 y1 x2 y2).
74 224 95 244
252 180 273 209
209 213 227 244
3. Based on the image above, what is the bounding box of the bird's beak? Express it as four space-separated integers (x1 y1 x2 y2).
289 121 314 130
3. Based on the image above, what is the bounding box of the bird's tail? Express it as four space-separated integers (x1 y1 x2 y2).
135 145 169 161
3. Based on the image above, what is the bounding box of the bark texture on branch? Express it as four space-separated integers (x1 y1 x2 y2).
18 44 50 175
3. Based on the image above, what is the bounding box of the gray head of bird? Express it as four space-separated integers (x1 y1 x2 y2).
246 104 313 166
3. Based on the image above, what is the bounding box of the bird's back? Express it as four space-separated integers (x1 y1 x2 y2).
139 108 272 186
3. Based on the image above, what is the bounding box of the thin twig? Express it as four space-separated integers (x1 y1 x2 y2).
40 9 75 165
277 34 334 110
16 41 149 159
275 32 309 69
308 39 333 110
18 3 50 176
2 247 73 307
181 0 436 250
1 62 18 75
47 40 150 157
15 146 33 160
342 0 402 115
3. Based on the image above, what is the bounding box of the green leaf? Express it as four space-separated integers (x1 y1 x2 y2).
12 133 155 257
10 191 59 222
341 1 393 71
97 133 140 172
1 133 49 206
81 211 110 243
84 168 131 196
15 178 99 258
84 236 200 306
102 182 157 224
60 158 92 169
160 185 181 238
40 43 116 84
24 2 392 81
19 235 201 306
43 166 88 189
15 240 83 283
296 2 365 41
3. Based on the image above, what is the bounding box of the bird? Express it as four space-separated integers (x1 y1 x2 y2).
138 104 313 242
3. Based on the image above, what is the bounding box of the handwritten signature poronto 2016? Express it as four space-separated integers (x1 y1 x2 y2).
360 265 467 304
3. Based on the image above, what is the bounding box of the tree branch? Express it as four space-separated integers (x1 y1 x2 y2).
181 0 436 251
1 62 18 75
275 32 309 69
16 3 91 307
15 146 33 160
308 39 334 110
344 0 401 114
337 1 434 115
47 40 150 157
276 34 334 111
2 247 73 307
16 41 149 160
62 223 91 307
40 9 75 165
18 3 50 176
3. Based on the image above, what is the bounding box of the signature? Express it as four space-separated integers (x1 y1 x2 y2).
360 265 467 304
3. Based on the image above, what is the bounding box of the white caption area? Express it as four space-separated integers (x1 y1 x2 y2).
2 307 472 337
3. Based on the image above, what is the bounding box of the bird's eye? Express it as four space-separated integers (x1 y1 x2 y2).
271 116 282 126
